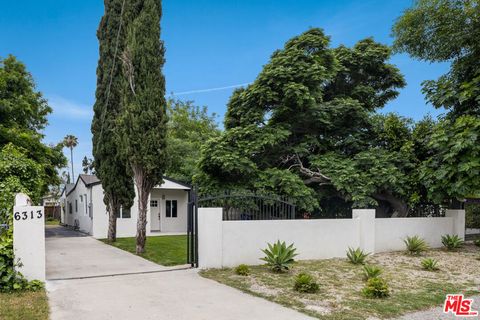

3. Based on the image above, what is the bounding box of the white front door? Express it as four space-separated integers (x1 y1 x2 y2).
150 199 161 231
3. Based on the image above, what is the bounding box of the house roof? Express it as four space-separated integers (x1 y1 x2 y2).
79 174 101 187
155 176 192 190
66 174 190 197
61 183 75 197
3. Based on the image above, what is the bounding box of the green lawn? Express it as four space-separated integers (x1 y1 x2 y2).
0 290 49 320
102 235 187 266
45 219 59 225
201 245 480 319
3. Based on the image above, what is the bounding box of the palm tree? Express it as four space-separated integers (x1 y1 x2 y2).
63 135 78 182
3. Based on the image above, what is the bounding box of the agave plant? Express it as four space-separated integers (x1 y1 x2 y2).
441 234 464 251
363 265 383 280
346 247 370 265
260 240 297 272
421 258 439 271
404 235 429 255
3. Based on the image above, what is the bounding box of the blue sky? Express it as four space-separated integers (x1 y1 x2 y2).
1 0 449 177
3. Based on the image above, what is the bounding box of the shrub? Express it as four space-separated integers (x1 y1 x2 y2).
235 264 250 276
346 247 369 265
363 265 383 281
474 239 480 247
441 234 464 250
421 258 439 271
362 277 390 298
404 235 429 255
293 273 319 293
261 240 297 272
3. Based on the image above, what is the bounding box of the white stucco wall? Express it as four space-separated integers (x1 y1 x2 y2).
150 189 189 233
374 217 454 252
222 219 360 267
89 184 189 238
198 208 465 269
64 180 92 234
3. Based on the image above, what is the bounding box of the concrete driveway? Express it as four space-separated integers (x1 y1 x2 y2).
46 225 311 320
45 225 170 280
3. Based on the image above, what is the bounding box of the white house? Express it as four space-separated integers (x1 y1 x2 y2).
60 174 191 238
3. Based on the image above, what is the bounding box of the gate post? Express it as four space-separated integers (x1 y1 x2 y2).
13 193 46 282
197 208 223 269
446 209 466 240
353 209 376 254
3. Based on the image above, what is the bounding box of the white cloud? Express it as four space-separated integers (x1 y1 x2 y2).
47 95 93 120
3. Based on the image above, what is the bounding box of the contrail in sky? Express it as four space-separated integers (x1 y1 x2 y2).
171 82 251 96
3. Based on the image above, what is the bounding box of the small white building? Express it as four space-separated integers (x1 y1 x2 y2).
60 174 191 238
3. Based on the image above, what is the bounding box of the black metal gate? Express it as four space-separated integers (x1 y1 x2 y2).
187 191 198 267
465 199 480 241
198 193 296 221
186 190 296 268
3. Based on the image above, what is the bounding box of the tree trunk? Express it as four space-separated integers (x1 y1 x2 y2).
133 165 155 254
375 201 393 218
70 147 75 182
372 192 409 217
450 198 464 209
107 199 119 242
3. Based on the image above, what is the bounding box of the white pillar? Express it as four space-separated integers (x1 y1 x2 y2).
13 193 45 282
445 209 466 240
198 208 223 269
352 209 376 254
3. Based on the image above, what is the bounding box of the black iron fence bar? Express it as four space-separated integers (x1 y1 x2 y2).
187 201 191 265
194 202 198 267
197 194 294 206
187 190 198 267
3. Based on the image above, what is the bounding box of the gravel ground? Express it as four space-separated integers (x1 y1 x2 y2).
395 295 480 320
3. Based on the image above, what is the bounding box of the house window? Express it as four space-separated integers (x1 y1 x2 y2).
117 206 131 219
166 200 177 218
84 194 88 215
122 206 131 219
75 199 78 212
150 200 158 207
68 202 72 214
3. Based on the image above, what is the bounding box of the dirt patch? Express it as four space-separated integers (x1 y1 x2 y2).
201 244 480 319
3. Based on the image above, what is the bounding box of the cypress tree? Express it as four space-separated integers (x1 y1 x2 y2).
92 0 135 241
119 0 167 253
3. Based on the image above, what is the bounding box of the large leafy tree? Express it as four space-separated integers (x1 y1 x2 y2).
0 144 45 291
392 0 480 118
119 0 167 253
0 56 65 291
165 99 220 184
197 29 414 216
393 0 480 204
0 55 66 195
420 115 480 204
92 0 136 241
0 144 44 211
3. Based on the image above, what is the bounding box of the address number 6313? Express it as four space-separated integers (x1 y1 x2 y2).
14 210 43 221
